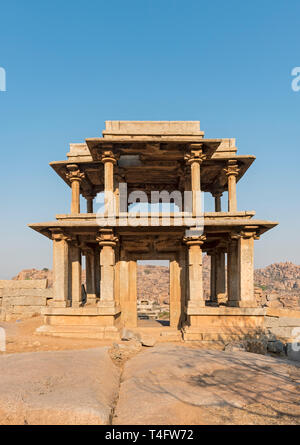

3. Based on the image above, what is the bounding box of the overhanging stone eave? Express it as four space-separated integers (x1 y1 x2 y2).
28 217 278 239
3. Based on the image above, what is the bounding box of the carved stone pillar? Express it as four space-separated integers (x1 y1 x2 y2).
101 150 117 217
228 230 258 307
82 246 97 305
97 229 118 308
83 191 96 214
94 245 100 299
208 251 217 304
184 235 206 312
227 234 239 306
215 247 226 304
50 230 70 307
69 240 82 307
238 230 257 307
185 144 205 217
224 160 239 212
66 164 85 214
212 190 223 212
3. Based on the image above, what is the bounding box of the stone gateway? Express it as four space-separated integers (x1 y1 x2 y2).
29 121 277 342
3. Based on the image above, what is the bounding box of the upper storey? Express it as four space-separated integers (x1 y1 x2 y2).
51 121 254 196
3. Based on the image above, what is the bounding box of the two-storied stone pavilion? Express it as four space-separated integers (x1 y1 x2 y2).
29 121 278 341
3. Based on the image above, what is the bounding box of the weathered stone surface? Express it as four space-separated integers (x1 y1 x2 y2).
0 289 52 298
0 348 120 425
140 334 156 347
2 297 47 306
114 345 300 425
0 280 48 289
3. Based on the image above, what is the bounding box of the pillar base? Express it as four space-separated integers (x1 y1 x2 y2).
186 300 206 314
217 293 227 305
86 296 98 306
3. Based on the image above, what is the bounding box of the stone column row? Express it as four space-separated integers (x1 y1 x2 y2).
183 229 257 312
50 229 118 309
66 148 119 216
227 231 257 307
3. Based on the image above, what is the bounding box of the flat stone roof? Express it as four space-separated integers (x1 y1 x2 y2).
103 121 204 137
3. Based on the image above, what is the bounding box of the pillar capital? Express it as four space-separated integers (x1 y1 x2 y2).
100 150 118 165
240 230 260 240
50 229 71 242
66 164 85 183
224 159 239 177
183 234 206 247
82 190 96 200
212 189 223 199
79 242 94 256
96 229 119 247
184 144 206 165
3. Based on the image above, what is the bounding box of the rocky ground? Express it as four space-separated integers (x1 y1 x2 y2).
0 317 300 425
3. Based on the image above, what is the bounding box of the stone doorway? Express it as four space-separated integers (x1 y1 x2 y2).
119 252 184 330
136 260 170 328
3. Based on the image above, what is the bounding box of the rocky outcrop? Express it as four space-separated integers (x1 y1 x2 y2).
113 344 300 425
0 348 120 425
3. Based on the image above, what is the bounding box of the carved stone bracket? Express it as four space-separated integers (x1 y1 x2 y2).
224 160 239 177
183 234 206 246
184 143 206 165
66 164 85 183
96 229 119 247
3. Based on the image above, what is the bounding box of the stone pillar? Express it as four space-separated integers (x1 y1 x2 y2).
238 231 257 307
97 229 118 309
66 164 85 214
215 247 226 304
224 160 239 212
83 247 97 305
227 230 257 307
184 235 206 312
170 258 182 329
227 235 239 306
50 230 70 307
69 242 82 307
212 190 222 212
101 150 117 217
83 191 96 214
94 245 100 299
209 251 217 304
185 144 205 217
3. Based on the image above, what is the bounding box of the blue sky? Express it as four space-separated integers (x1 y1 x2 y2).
0 0 299 278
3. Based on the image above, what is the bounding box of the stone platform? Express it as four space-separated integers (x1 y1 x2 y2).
36 306 266 342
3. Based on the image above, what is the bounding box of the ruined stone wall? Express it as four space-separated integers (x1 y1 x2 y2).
0 280 53 321
264 308 300 361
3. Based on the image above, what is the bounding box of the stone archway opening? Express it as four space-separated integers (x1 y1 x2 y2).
136 260 170 328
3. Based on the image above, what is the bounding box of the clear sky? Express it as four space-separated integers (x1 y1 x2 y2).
0 0 300 278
